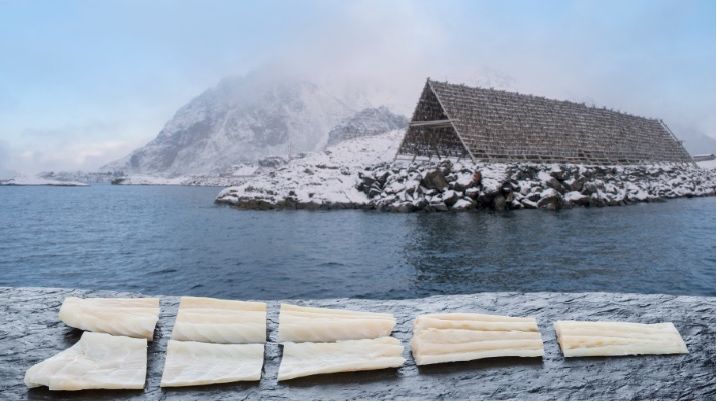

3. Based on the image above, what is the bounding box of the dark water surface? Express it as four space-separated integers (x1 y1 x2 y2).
0 185 714 298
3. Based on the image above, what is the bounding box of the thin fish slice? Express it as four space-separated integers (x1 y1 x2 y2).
58 297 160 340
171 296 267 344
160 340 264 387
411 312 544 365
278 337 405 381
278 303 396 342
281 303 394 318
554 320 688 357
24 332 147 390
414 317 539 332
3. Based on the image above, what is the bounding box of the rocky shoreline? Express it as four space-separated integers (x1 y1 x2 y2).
1 287 714 400
216 160 715 212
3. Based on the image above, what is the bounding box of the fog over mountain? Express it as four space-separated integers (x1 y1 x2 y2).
326 106 408 147
103 71 407 176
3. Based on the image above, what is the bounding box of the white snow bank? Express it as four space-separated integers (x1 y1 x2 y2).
0 175 88 186
111 175 188 185
216 130 404 207
697 160 715 170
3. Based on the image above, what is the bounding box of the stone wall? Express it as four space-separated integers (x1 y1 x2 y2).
358 161 715 212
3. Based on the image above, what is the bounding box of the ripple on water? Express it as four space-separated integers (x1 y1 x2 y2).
0 185 714 299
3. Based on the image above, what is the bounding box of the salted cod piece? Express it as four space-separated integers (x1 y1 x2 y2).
278 303 396 342
554 320 688 357
160 340 264 387
24 332 147 390
278 337 405 381
171 296 267 344
58 296 160 340
411 312 544 365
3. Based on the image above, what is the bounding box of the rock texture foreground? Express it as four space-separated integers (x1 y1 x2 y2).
358 161 716 212
216 159 715 212
1 287 714 400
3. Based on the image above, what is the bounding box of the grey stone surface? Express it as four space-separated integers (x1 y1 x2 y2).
1 287 714 400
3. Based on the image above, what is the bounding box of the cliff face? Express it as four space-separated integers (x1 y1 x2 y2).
103 72 407 177
3 287 714 400
104 73 362 176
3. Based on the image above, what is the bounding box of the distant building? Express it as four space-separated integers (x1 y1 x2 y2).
396 79 693 165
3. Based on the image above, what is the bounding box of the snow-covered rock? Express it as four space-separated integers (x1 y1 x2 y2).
0 175 88 186
215 130 404 209
697 159 715 171
356 160 714 212
215 127 715 212
38 171 124 184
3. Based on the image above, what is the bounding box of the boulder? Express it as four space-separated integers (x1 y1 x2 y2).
473 170 483 186
521 199 538 209
465 187 481 199
549 166 566 180
564 191 590 206
438 160 453 175
450 197 476 210
493 194 507 211
589 193 607 207
537 188 562 210
582 181 598 195
442 190 460 206
368 185 382 198
257 156 287 168
358 172 376 188
421 170 449 190
376 171 391 186
429 201 449 212
412 197 429 210
526 192 542 202
394 202 414 213
545 176 565 193
451 172 475 191
571 176 587 192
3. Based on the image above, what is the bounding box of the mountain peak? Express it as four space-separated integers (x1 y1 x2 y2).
104 72 382 176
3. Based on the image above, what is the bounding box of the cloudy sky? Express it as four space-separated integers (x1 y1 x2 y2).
0 0 714 175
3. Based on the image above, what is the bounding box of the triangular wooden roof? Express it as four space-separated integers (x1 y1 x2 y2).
397 79 693 164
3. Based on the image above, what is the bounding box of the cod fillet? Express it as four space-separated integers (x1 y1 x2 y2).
171 296 267 344
278 303 396 342
411 312 544 365
554 320 688 357
278 337 405 381
160 340 264 387
58 297 160 340
24 332 147 390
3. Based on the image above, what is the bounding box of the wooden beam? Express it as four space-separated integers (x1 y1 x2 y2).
409 119 453 128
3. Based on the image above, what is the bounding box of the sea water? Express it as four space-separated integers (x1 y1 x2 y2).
0 185 714 299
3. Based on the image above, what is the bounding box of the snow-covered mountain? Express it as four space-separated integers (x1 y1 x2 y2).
326 106 408 147
103 71 406 176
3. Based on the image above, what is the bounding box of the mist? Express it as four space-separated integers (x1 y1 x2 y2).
0 0 714 175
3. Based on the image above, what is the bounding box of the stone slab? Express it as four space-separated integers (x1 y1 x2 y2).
1 287 714 400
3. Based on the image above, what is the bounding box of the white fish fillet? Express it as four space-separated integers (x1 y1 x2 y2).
278 337 405 381
171 296 267 344
278 303 396 342
24 332 147 390
554 320 688 357
160 340 264 387
411 312 544 365
58 297 160 340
